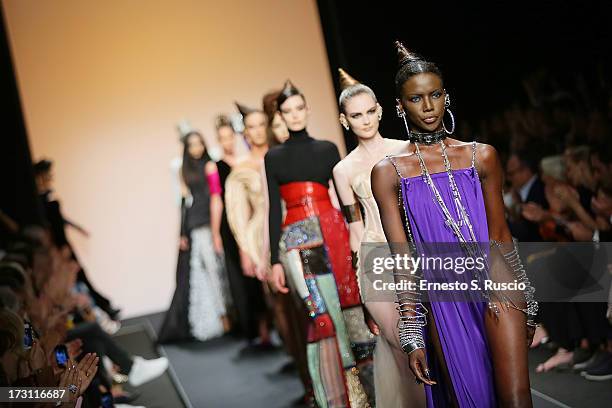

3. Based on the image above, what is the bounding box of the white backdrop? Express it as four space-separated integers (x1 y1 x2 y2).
4 0 343 317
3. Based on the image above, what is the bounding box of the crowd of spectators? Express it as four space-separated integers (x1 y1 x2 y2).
474 64 612 381
0 160 169 407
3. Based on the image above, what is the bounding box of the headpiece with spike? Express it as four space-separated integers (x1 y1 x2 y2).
280 79 300 97
214 114 232 130
234 101 259 118
276 79 303 108
338 68 360 91
393 41 443 95
395 40 420 67
177 119 195 142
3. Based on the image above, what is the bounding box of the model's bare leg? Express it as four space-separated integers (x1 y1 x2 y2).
428 310 460 408
485 306 532 408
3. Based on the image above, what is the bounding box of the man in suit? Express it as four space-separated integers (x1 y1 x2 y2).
506 150 548 242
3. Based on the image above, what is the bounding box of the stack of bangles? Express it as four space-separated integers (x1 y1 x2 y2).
395 243 428 355
493 239 539 328
397 240 539 355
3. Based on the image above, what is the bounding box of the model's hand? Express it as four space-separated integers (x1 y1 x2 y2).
76 353 99 395
566 221 593 242
362 305 380 336
521 202 546 222
212 232 224 255
268 263 289 294
28 340 47 372
239 250 256 277
179 236 189 251
554 184 579 207
254 264 268 282
408 348 436 386
58 362 82 402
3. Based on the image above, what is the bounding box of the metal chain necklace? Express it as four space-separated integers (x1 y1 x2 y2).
413 141 476 243
413 140 499 313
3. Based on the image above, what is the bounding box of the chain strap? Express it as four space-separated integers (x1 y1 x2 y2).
386 155 427 354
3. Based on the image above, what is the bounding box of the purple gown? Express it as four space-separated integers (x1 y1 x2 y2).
399 166 497 407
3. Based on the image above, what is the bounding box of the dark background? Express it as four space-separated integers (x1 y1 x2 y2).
0 4 43 229
2 1 612 227
318 0 612 152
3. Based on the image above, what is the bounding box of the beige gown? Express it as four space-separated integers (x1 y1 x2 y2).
346 140 426 408
225 160 312 398
224 163 267 269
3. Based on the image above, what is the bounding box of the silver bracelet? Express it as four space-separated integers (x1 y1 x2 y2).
398 310 427 354
395 262 428 354
493 239 539 325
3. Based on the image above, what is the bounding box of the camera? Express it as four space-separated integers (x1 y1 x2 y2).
54 344 69 368
23 321 33 350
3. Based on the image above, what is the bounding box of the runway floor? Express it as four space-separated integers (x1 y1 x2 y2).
115 313 611 408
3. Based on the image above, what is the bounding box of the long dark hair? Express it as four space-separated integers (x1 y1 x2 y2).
263 90 283 147
181 131 210 185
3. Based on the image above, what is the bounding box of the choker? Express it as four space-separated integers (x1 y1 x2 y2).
408 130 447 145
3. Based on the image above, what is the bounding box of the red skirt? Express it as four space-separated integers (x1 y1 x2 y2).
280 181 361 309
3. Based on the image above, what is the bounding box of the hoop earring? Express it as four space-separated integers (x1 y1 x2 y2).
396 99 411 138
443 108 455 135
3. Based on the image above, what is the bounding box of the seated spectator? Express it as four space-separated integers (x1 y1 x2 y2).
33 159 120 320
0 223 169 407
505 148 548 242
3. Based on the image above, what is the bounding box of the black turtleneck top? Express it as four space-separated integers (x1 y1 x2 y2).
265 129 341 265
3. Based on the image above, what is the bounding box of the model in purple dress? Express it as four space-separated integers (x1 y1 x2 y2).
371 42 537 407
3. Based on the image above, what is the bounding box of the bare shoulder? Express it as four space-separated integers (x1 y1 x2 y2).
332 156 350 177
472 142 501 179
475 142 500 166
205 160 218 174
334 150 364 186
448 139 498 163
447 138 474 151
385 138 409 155
371 156 398 180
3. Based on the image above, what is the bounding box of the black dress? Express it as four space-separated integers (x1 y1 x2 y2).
218 159 267 341
158 157 228 343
